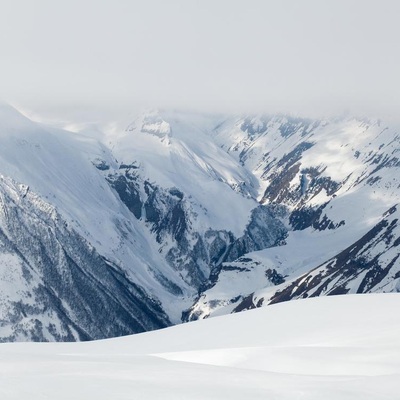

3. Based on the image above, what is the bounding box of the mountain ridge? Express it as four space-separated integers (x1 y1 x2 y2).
0 104 399 339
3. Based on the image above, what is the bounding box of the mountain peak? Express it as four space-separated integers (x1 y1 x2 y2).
0 102 38 132
141 113 171 138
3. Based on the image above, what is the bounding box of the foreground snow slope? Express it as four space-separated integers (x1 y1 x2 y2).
1 294 399 399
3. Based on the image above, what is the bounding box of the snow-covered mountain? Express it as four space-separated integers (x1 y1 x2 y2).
0 176 170 341
181 114 400 319
0 103 399 340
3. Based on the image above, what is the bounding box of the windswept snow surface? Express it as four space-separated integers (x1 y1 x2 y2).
0 294 399 399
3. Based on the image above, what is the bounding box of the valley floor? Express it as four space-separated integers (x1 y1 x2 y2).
0 293 399 399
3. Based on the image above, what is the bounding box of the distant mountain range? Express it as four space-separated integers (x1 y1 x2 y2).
0 103 399 341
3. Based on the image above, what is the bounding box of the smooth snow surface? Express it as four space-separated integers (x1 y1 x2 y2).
1 294 399 399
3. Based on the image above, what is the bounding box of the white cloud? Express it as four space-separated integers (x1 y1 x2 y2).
1 0 400 121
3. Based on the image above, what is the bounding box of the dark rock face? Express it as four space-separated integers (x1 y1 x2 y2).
106 164 289 293
240 115 317 140
232 294 256 313
4 109 400 341
184 115 400 321
265 268 285 285
254 137 354 233
181 205 288 322
108 174 143 219
231 117 353 234
224 205 288 262
93 160 110 171
278 117 318 138
269 206 400 305
0 177 170 342
261 142 314 204
259 145 348 232
107 167 210 288
289 203 345 231
240 116 270 137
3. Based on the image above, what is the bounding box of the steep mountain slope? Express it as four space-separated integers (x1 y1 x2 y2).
0 105 288 340
91 110 289 312
0 175 170 341
90 110 289 308
1 104 400 339
1 294 399 399
267 204 400 304
0 105 183 338
186 114 400 319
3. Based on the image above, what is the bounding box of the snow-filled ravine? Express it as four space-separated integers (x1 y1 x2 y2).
1 103 400 341
1 294 399 399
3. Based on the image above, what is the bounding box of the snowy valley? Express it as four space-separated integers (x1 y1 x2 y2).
0 104 399 341
3 1 399 398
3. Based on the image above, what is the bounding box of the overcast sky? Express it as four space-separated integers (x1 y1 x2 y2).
1 0 399 121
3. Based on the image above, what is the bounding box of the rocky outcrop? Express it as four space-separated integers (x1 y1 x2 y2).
269 206 400 304
0 176 170 341
106 163 288 298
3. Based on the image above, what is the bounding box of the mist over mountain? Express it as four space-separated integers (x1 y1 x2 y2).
2 2 400 399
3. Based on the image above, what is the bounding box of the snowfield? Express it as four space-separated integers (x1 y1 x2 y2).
1 294 399 399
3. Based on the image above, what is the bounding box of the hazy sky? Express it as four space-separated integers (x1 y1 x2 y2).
1 0 400 121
